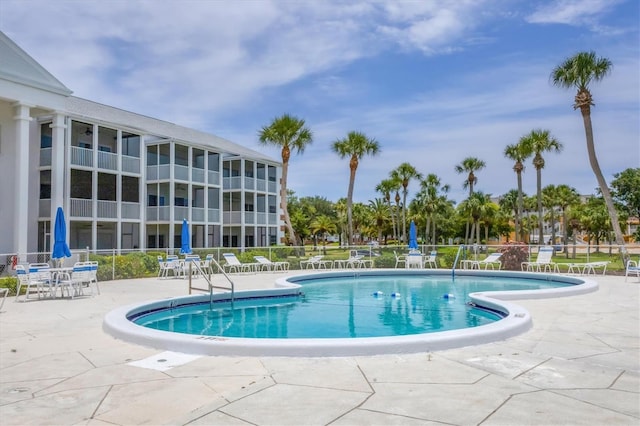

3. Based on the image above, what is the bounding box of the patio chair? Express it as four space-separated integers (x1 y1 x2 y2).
254 255 290 272
394 251 406 269
157 256 170 278
521 247 558 273
222 253 256 273
424 251 438 268
566 261 610 276
16 263 54 301
300 255 332 270
200 254 214 275
626 259 639 282
464 252 502 270
56 262 92 298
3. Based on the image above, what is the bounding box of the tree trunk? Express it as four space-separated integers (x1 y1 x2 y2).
536 168 544 246
280 160 297 247
580 105 629 265
516 170 524 242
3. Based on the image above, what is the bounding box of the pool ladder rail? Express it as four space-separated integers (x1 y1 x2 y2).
184 258 235 309
451 245 465 280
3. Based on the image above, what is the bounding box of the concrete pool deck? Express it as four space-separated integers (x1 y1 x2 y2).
1 272 638 425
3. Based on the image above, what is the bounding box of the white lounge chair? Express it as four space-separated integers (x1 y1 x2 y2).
521 247 558 273
626 259 639 282
335 251 368 269
464 253 502 270
566 261 609 276
16 264 54 301
300 255 332 269
222 253 256 273
254 255 290 272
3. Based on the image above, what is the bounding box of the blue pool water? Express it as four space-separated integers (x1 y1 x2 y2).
132 274 571 339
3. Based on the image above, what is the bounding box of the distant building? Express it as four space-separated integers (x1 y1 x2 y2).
0 31 284 261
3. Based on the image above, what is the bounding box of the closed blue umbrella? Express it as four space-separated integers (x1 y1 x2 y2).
52 207 71 260
408 220 418 251
180 218 192 254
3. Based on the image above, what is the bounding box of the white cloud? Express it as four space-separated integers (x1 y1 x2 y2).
526 0 620 26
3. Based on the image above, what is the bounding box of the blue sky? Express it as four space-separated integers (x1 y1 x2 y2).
2 0 638 204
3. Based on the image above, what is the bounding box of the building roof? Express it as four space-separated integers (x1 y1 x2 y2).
0 31 72 96
65 96 279 164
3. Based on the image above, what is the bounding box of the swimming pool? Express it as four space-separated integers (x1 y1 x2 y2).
103 269 598 357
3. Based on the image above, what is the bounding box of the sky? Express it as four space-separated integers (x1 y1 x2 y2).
2 0 639 205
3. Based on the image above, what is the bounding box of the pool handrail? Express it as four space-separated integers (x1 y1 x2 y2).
186 258 235 309
452 245 465 280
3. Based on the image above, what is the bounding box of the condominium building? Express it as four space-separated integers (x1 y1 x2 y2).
0 32 283 262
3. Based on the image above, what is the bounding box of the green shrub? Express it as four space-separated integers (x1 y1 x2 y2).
0 276 18 296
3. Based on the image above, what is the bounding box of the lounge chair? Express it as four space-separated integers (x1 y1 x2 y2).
626 259 639 282
335 250 368 269
566 261 609 276
521 247 558 273
300 255 332 270
16 263 54 301
254 255 290 272
222 253 256 273
463 252 502 270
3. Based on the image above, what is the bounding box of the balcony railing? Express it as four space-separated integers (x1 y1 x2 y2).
174 206 188 220
223 176 242 190
70 198 92 217
192 207 205 222
256 179 266 191
268 213 277 224
71 146 93 168
122 202 140 219
268 181 276 193
223 211 242 224
146 166 157 180
98 151 117 171
245 177 255 190
208 208 220 222
192 168 205 183
256 212 266 224
208 170 220 185
122 155 140 174
146 206 170 221
97 200 117 218
245 211 255 224
174 164 189 181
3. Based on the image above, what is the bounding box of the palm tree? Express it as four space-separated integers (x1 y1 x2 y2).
542 184 559 246
368 198 390 244
332 131 380 245
504 141 532 241
455 157 486 243
310 215 337 254
552 51 629 264
390 163 422 244
499 189 519 242
555 184 580 258
258 114 313 246
520 129 563 246
376 178 400 241
416 174 450 247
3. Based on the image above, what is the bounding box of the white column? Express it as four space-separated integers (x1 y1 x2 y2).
116 129 122 254
50 113 66 239
139 135 146 251
91 124 98 252
13 103 32 262
168 142 175 251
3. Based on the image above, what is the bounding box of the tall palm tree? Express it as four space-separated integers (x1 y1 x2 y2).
556 184 580 258
376 178 400 240
455 157 486 243
520 129 563 246
390 163 422 244
417 174 450 247
332 131 381 245
258 114 313 246
504 140 532 241
542 184 559 246
552 51 629 264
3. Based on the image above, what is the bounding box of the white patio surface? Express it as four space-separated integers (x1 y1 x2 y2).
0 272 638 425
